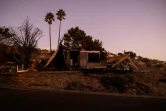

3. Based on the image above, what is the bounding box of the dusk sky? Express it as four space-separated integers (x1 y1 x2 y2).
0 0 166 61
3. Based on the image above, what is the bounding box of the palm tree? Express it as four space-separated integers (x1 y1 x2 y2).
56 9 66 46
45 12 55 52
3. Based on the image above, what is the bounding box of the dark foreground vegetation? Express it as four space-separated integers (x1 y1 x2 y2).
0 70 166 98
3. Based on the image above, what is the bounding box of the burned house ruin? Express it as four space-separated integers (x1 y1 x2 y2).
44 42 139 72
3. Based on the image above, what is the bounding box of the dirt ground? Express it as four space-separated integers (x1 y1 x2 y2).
0 69 166 97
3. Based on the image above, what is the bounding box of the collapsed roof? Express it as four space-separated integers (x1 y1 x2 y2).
44 43 67 71
107 54 139 70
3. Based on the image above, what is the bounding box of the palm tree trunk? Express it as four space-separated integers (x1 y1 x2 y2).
58 20 61 47
49 24 52 52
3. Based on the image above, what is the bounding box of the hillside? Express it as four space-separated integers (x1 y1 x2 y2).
0 70 166 97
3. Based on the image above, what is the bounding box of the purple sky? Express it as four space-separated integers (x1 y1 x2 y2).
0 0 166 61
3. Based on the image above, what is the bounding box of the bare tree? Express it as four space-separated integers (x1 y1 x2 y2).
9 18 43 69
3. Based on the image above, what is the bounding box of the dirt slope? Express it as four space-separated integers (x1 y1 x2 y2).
0 69 166 97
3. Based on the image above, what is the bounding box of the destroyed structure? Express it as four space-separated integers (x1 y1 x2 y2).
44 42 67 71
43 42 139 72
0 41 139 72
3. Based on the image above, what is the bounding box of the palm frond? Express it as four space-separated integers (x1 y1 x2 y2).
56 9 66 21
45 12 55 24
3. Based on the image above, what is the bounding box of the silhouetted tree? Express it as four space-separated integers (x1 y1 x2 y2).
92 39 104 50
56 9 66 46
0 26 13 44
118 53 123 55
63 27 104 51
137 55 143 61
0 27 21 64
142 58 150 63
125 51 136 58
45 12 55 52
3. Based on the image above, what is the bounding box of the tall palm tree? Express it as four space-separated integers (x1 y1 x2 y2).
45 12 55 52
56 9 66 46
